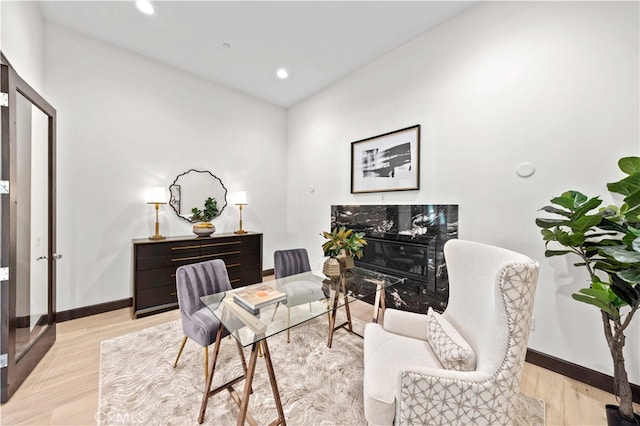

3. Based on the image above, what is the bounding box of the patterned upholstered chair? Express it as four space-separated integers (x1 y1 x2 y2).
363 239 539 425
272 248 329 342
173 259 245 382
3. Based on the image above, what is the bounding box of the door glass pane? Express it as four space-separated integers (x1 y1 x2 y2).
0 67 3 312
15 91 49 358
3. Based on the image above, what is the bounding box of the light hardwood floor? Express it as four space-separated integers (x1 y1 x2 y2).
1 300 637 425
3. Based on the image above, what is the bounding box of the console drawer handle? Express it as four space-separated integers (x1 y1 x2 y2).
171 255 202 262
200 241 242 248
170 245 200 251
171 250 243 262
199 250 242 259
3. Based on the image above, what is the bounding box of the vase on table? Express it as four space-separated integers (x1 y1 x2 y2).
323 257 341 278
192 222 215 237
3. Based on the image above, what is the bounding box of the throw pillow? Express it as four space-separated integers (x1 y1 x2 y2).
425 307 476 371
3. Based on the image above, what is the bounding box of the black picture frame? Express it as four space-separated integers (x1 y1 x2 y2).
350 124 420 194
169 184 181 214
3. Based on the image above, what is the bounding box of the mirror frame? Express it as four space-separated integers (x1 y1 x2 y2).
169 169 228 223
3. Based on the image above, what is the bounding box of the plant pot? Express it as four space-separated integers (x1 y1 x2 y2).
606 405 640 426
337 250 355 271
323 257 341 278
192 222 215 237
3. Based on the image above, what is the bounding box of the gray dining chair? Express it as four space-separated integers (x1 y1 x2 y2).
173 259 247 382
272 248 330 342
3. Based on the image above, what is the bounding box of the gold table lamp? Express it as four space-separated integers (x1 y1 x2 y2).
234 191 248 235
147 186 167 240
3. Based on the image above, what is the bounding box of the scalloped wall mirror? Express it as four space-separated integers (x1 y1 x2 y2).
169 169 228 223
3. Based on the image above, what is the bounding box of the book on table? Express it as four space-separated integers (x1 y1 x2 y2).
233 284 287 314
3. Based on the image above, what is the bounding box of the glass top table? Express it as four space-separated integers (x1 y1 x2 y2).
200 266 404 347
197 266 404 426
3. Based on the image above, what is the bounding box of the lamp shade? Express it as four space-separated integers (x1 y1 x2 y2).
234 191 248 205
146 186 167 204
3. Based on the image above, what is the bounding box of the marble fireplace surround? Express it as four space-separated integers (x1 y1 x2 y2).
331 204 458 313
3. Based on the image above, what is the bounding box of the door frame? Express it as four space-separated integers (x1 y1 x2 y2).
0 53 57 403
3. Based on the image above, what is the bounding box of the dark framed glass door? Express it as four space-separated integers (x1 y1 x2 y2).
1 54 57 403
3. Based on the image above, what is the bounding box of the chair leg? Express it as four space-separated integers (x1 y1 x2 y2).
173 336 188 368
203 347 209 382
287 308 291 343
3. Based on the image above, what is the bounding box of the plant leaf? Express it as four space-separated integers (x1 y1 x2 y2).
571 293 618 318
601 246 640 263
617 268 640 284
536 218 570 228
551 191 587 210
535 218 569 229
618 157 640 175
573 197 603 218
544 249 573 257
557 231 585 247
571 215 602 233
607 174 640 196
623 189 640 212
598 217 627 233
610 280 638 307
538 205 571 217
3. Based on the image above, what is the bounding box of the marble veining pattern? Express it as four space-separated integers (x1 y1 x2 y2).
331 204 458 313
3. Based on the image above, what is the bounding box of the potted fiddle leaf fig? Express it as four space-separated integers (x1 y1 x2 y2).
536 156 640 425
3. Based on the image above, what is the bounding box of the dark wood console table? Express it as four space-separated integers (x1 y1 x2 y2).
132 232 263 318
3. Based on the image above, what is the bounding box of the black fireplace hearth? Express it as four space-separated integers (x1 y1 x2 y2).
331 204 458 313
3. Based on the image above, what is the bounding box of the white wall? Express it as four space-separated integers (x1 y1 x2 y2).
0 1 44 92
2 1 49 325
43 24 288 312
287 1 640 383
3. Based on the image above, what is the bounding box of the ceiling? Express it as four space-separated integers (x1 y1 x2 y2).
38 1 476 108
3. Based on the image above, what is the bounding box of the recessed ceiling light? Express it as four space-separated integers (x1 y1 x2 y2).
222 43 231 49
276 68 289 79
136 0 154 15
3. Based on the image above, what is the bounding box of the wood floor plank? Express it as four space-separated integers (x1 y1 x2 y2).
0 304 636 425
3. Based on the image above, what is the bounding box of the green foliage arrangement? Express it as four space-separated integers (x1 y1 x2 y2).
536 156 640 422
191 197 219 222
321 226 367 259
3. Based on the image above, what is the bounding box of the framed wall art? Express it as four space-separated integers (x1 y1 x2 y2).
351 124 420 194
169 184 181 214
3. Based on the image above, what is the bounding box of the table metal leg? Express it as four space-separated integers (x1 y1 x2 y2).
199 326 225 424
340 275 353 333
327 280 341 348
261 339 286 426
372 285 382 323
237 342 260 426
328 273 359 347
372 283 386 324
198 328 252 425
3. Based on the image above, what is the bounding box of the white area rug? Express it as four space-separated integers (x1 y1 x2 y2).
98 315 544 425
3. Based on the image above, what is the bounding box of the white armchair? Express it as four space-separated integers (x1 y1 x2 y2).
363 239 539 425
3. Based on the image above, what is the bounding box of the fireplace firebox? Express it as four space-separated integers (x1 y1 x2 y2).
331 204 458 313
